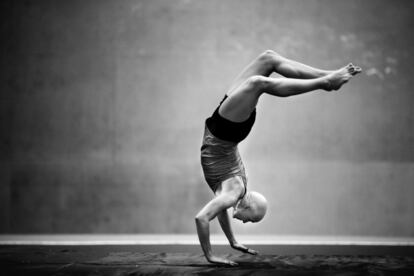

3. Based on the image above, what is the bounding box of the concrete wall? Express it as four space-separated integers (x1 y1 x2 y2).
1 0 413 235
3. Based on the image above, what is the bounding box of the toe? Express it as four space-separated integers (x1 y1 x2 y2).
348 67 357 75
350 67 362 75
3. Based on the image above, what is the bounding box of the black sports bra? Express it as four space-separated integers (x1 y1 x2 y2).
206 95 256 143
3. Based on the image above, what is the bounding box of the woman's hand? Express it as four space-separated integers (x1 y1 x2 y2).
207 255 238 266
231 242 258 255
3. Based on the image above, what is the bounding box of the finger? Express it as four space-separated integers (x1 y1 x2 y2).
228 260 238 266
247 248 258 255
241 247 250 253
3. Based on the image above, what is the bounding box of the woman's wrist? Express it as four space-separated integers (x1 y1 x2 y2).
205 252 213 260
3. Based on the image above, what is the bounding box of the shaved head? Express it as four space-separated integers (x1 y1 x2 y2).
249 191 268 222
233 191 268 223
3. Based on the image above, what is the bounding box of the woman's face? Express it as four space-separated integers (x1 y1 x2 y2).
233 198 256 223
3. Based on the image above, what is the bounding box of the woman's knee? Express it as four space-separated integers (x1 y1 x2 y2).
245 75 269 94
258 49 283 67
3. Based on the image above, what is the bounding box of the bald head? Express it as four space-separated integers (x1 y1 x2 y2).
248 191 268 222
233 191 268 223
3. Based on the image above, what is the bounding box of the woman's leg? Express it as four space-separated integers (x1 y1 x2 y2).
227 50 337 94
266 50 335 79
220 64 361 122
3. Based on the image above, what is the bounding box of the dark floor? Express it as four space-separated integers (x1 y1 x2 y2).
1 245 414 276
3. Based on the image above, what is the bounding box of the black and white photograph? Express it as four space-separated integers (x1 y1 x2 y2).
1 0 414 275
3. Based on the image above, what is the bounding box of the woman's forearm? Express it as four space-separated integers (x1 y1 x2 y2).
217 210 237 245
195 216 213 259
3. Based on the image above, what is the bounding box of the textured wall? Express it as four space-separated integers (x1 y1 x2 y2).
1 0 413 235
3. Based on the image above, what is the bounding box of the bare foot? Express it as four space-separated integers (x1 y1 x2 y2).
324 64 362 91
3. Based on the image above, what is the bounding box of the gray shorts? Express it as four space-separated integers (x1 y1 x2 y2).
200 125 247 192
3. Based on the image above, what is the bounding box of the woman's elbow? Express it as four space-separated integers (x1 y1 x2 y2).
195 213 208 224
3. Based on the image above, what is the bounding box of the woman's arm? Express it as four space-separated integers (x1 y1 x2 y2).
217 209 237 245
195 192 239 265
217 209 258 255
